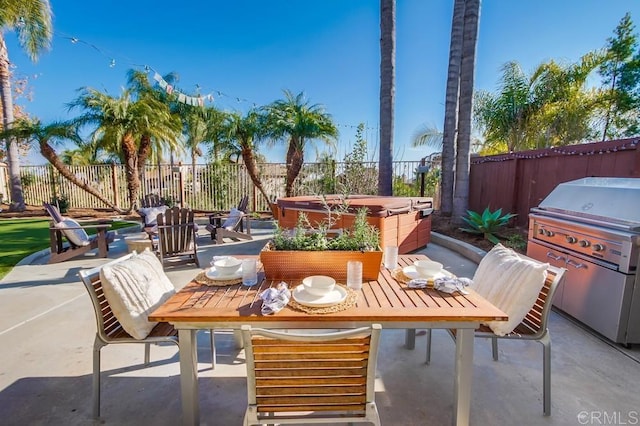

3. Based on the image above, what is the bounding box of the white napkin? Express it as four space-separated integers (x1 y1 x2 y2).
407 279 430 289
259 282 291 315
433 277 473 294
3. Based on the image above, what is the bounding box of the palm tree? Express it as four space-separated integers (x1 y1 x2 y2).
69 86 181 211
440 0 466 216
1 118 124 211
0 0 52 211
378 0 395 196
452 0 481 226
264 90 338 197
221 109 272 208
177 104 225 193
474 54 603 153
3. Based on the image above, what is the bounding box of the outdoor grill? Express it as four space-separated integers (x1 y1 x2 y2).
527 177 640 345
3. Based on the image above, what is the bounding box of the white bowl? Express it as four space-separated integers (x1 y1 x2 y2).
302 275 336 297
413 260 443 278
213 257 242 276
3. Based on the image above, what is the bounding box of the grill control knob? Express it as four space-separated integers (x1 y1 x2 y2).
545 230 555 237
593 243 605 252
538 228 545 235
579 240 590 248
566 236 577 244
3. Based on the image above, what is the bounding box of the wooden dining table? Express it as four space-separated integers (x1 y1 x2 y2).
149 254 507 426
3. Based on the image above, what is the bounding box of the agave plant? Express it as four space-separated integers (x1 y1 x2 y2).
460 207 517 244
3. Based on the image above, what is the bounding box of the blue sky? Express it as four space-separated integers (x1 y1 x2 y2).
6 0 640 165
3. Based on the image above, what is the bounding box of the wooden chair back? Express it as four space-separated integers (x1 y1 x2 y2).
237 194 249 212
156 207 199 267
241 324 381 425
140 194 164 208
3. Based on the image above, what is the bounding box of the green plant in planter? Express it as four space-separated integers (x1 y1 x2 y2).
272 207 380 252
460 207 517 244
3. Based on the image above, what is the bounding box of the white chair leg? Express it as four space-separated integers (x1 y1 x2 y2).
425 329 432 364
93 338 105 420
144 342 151 364
210 330 216 369
540 332 551 416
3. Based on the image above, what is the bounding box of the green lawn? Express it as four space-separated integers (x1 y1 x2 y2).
0 218 133 280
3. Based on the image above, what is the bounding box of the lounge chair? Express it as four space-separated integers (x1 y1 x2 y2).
43 202 115 264
206 195 252 244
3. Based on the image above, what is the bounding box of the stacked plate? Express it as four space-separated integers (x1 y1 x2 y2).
206 257 243 280
402 260 447 281
292 275 348 307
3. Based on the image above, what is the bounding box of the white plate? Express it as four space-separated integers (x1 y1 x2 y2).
402 265 447 280
205 266 243 281
292 284 348 308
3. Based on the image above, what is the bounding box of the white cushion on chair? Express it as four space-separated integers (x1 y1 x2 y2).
139 205 168 226
55 218 91 246
472 244 548 336
222 208 243 230
99 250 176 339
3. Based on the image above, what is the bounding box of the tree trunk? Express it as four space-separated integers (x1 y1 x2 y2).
39 142 126 213
378 0 396 196
440 0 465 216
121 134 140 212
452 0 481 226
284 138 304 197
241 145 271 208
0 35 25 211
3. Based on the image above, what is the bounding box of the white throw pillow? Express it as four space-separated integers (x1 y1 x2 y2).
222 208 243 230
99 250 176 339
472 244 549 336
55 218 91 246
139 205 168 226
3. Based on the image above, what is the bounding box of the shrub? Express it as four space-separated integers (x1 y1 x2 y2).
460 207 517 244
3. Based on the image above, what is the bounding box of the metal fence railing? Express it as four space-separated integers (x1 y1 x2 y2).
8 159 439 212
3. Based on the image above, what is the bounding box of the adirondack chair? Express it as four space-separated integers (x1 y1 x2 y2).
206 195 252 244
136 194 169 237
156 207 200 267
44 202 115 264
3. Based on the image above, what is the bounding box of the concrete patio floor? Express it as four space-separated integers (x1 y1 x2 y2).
1 222 639 425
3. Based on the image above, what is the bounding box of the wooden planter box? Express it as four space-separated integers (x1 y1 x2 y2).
275 195 432 254
260 246 383 281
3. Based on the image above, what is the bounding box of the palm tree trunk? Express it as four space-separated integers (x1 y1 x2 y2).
378 0 396 196
452 0 481 226
0 35 25 211
241 146 271 208
39 142 126 213
440 0 465 216
284 139 304 197
121 134 140 211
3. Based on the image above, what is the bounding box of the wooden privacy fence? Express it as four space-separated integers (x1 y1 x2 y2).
469 138 640 228
11 160 428 212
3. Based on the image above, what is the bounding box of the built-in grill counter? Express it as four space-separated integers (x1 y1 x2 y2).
275 195 433 254
527 177 640 345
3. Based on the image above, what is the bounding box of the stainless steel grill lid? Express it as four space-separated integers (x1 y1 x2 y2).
536 177 640 228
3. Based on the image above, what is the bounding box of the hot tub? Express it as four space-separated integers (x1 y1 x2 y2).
275 195 433 254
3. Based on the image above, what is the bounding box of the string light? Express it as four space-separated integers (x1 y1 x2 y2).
470 139 638 164
53 31 377 130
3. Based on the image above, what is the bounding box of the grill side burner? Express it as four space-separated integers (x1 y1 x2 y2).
526 177 640 345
